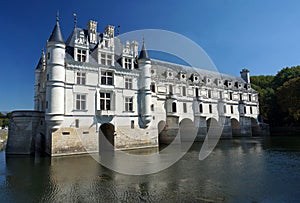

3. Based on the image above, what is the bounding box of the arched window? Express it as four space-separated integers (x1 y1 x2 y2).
199 104 203 113
172 102 177 113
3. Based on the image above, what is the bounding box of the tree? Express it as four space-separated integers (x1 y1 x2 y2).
277 77 300 125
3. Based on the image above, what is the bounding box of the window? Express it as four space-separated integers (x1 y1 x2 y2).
182 86 186 96
107 55 112 66
46 101 48 109
209 104 212 113
240 93 243 101
47 74 49 81
208 90 212 98
125 97 133 111
249 94 252 101
229 92 233 100
47 52 50 60
223 105 226 113
172 102 177 112
131 120 134 129
125 78 133 89
100 53 113 66
199 104 203 113
219 91 222 99
100 92 111 110
231 105 234 114
195 88 199 97
244 106 247 114
183 103 187 113
151 83 156 93
169 85 173 94
75 119 79 128
101 71 113 85
76 72 86 85
250 106 253 114
124 58 132 69
77 49 87 62
151 104 154 111
76 94 86 110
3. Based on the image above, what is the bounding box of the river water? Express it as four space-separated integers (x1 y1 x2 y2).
1 136 300 203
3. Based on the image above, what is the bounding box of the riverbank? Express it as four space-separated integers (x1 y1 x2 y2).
0 130 8 151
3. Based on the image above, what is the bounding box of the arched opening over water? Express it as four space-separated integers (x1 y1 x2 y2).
179 118 195 142
251 117 259 136
231 118 241 137
158 120 166 147
206 117 219 136
99 123 115 152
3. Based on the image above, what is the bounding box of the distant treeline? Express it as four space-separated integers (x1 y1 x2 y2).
0 112 10 127
251 65 300 127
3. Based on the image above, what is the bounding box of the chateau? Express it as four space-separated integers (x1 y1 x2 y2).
6 16 268 156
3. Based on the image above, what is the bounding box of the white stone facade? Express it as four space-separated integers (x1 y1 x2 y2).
7 18 266 156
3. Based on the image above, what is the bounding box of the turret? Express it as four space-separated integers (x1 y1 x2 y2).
34 50 45 111
240 68 250 84
138 41 152 128
45 14 66 129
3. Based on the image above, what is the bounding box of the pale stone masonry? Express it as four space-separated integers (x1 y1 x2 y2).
6 17 269 156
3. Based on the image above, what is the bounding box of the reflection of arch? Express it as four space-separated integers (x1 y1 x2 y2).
179 118 195 142
251 117 259 136
99 123 115 151
231 118 240 136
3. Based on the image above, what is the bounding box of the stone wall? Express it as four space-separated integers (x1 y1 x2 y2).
6 111 43 155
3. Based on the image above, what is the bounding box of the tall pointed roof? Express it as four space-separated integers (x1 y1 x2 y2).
48 14 64 43
138 41 150 60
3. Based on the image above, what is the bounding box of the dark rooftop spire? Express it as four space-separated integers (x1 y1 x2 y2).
48 11 64 43
138 39 150 60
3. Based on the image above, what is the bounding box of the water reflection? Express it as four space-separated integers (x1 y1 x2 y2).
1 137 300 202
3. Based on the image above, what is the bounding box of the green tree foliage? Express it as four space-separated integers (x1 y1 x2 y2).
251 66 300 126
273 66 300 89
277 77 300 125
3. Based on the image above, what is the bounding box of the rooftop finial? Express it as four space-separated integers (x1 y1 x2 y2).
142 35 145 44
73 13 77 28
56 10 59 22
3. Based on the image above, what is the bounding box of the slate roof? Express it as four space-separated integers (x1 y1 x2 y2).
151 59 246 83
49 20 64 43
138 42 150 60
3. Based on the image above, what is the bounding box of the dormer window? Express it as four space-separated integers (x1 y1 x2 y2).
191 74 199 83
179 72 187 81
124 57 132 69
100 53 113 66
77 49 87 62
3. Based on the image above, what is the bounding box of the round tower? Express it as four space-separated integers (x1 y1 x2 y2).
34 50 45 111
138 41 152 127
45 15 65 129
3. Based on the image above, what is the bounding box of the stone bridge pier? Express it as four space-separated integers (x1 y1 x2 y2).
6 111 43 155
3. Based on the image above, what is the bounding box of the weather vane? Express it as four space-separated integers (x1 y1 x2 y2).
73 13 77 28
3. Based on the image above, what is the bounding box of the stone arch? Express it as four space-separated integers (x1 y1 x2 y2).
231 118 241 136
157 120 166 144
206 117 219 136
99 123 115 152
179 118 195 142
206 118 218 131
251 117 260 136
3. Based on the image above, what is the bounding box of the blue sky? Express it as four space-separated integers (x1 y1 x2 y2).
1 0 300 111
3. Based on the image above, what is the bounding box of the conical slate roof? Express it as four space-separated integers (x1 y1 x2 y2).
138 42 150 60
49 19 64 43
